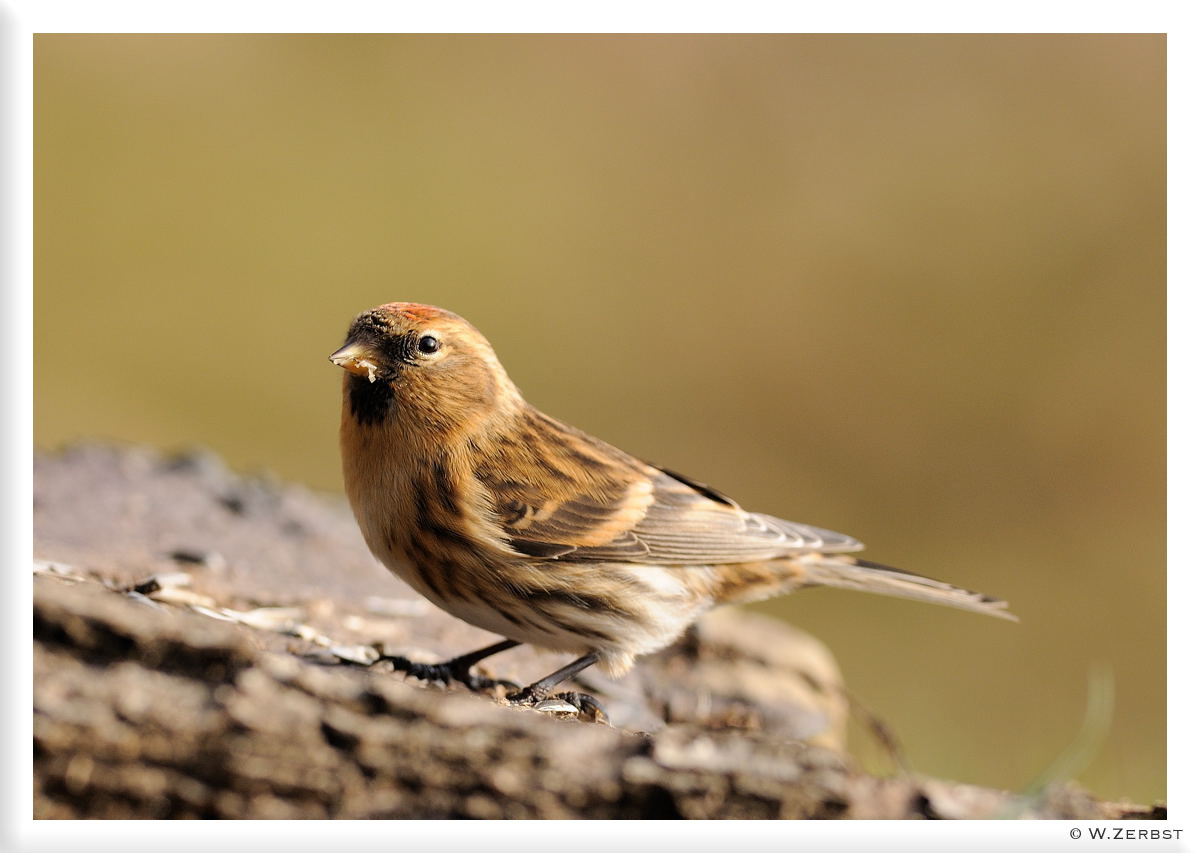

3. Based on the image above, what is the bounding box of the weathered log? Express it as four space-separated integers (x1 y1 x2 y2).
32 445 1162 819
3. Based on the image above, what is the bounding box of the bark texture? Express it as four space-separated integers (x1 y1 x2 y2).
32 444 1163 819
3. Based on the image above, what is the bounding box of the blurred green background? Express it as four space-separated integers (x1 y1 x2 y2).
34 34 1164 803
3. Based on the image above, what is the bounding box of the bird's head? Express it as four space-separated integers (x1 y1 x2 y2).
330 302 520 432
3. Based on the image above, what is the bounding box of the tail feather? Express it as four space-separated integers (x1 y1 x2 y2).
715 553 1016 621
798 555 1017 621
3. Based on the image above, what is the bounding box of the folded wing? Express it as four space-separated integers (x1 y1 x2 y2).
476 410 862 565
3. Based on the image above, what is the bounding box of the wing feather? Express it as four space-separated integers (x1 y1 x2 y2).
474 409 862 564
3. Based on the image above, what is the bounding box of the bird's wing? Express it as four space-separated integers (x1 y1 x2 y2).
474 410 862 564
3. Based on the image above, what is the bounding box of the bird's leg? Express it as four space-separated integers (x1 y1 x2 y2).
507 652 608 722
382 639 521 692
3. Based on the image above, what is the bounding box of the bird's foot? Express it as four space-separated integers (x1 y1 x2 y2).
507 686 609 724
380 655 519 694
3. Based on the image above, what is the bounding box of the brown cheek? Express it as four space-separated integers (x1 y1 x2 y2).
473 361 498 405
442 359 497 408
401 359 498 431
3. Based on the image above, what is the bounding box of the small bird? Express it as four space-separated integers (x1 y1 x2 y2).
331 302 1014 717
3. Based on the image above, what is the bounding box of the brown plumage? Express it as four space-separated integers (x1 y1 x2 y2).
331 302 1014 713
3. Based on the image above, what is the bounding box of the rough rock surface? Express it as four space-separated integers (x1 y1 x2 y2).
32 444 1164 819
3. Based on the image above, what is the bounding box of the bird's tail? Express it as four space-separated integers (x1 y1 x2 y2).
718 553 1017 621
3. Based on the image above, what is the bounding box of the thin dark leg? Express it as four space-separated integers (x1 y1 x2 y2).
381 639 521 692
514 652 600 700
507 652 608 722
449 639 522 671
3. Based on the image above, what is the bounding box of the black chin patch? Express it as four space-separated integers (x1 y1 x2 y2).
348 375 395 426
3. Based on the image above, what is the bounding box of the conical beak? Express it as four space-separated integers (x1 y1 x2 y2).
329 342 382 383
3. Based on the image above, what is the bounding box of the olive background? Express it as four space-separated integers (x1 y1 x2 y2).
34 34 1165 803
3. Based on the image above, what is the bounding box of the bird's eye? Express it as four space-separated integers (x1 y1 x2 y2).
417 335 441 355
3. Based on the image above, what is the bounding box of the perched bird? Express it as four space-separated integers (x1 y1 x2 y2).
331 302 1014 716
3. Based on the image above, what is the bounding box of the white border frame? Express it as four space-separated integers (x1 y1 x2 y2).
7 5 1190 849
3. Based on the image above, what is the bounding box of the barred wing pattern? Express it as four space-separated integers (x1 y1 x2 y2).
476 410 862 565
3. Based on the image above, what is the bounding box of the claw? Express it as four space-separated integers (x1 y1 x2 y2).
461 671 521 692
394 659 453 687
379 655 516 694
507 687 609 724
555 691 609 724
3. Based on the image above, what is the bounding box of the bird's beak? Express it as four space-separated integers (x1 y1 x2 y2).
329 342 382 383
